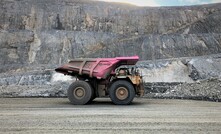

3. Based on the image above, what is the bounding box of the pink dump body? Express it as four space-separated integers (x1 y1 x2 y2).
55 56 139 79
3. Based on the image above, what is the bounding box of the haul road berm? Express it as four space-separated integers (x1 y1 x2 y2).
55 56 144 105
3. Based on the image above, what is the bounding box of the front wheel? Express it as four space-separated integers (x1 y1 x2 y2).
109 80 135 105
67 80 93 105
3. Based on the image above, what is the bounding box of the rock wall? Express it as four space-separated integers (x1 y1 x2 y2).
1 0 221 64
0 0 221 101
1 30 221 69
1 0 221 34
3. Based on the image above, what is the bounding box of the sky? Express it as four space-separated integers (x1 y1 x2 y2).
96 0 221 6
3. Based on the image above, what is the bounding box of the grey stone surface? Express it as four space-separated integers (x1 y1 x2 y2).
1 0 221 34
1 30 221 68
187 57 221 80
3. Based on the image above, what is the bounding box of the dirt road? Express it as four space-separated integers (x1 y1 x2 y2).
0 98 220 134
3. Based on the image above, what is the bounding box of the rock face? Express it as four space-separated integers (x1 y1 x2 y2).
0 0 221 101
1 0 221 34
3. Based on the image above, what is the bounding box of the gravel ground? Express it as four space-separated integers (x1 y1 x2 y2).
145 78 221 102
0 98 221 134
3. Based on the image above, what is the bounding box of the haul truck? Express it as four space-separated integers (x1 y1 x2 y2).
55 56 144 105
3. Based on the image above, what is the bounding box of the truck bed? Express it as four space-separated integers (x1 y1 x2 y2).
55 56 139 79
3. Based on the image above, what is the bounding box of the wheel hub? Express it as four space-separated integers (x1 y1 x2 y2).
74 87 85 99
116 87 128 100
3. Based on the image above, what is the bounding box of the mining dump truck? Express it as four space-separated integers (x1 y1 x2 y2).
55 56 144 105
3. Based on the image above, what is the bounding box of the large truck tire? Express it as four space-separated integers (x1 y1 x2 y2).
109 80 135 105
67 80 93 105
87 81 96 104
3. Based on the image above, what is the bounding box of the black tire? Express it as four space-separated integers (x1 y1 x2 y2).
67 80 93 105
88 82 96 103
109 80 135 105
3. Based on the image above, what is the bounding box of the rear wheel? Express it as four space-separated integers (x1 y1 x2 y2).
109 80 135 105
88 83 96 103
67 80 93 105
